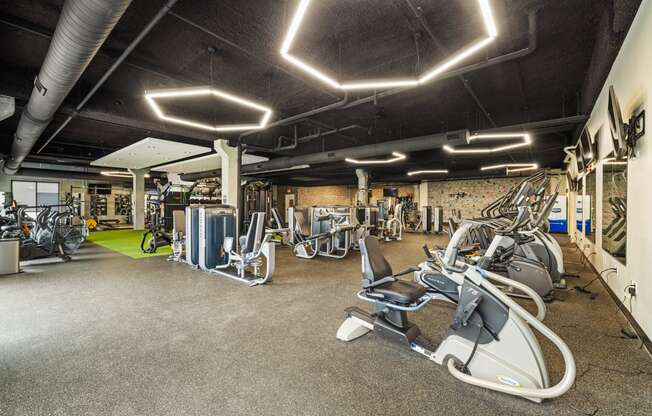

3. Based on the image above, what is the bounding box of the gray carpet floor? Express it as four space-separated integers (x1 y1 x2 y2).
1 233 650 416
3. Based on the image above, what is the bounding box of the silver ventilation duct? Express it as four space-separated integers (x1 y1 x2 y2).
3 0 132 174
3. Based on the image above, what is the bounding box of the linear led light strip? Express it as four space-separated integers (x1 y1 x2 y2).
248 164 311 175
481 163 538 174
602 157 627 165
101 171 150 178
144 87 273 132
407 170 448 176
443 133 531 154
345 152 406 165
280 0 497 90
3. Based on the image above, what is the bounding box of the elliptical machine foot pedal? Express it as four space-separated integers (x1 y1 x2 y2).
554 278 568 289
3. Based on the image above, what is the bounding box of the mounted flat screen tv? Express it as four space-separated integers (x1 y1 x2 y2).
579 126 595 166
383 187 398 197
608 85 627 158
574 142 585 174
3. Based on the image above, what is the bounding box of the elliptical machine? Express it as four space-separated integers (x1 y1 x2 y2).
337 236 576 402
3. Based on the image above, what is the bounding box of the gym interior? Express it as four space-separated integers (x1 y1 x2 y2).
1 1 651 415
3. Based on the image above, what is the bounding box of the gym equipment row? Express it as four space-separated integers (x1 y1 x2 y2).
0 197 87 263
337 235 576 403
169 205 277 286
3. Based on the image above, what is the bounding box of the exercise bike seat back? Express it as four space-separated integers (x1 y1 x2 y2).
360 236 426 304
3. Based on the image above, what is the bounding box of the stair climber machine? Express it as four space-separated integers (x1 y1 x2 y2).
463 172 573 290
183 205 276 286
415 224 548 322
336 236 576 402
291 205 359 259
463 185 559 300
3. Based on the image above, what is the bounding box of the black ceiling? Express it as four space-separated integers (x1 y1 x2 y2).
0 0 640 185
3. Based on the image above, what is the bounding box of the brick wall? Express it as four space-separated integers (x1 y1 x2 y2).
426 177 524 220
296 185 356 207
292 184 416 207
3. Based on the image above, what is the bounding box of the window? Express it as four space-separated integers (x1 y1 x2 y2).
11 180 60 219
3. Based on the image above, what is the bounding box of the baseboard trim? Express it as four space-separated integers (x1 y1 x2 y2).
575 244 652 356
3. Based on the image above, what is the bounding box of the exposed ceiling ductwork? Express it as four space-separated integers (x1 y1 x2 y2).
181 115 587 182
3 0 132 175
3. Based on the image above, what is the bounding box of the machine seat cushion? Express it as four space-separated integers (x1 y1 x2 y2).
372 280 427 304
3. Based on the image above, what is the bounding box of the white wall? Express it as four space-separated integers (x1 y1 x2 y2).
575 0 651 338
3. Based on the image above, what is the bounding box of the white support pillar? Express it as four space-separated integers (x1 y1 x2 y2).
215 139 241 240
129 168 148 230
214 139 239 207
419 181 429 209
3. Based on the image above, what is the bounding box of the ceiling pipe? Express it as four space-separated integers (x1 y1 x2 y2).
182 129 469 181
479 115 588 133
182 114 584 182
243 124 365 153
3 0 132 175
239 93 350 142
16 169 132 184
0 13 199 87
34 0 180 155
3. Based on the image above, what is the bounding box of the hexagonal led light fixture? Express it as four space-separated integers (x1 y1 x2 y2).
280 0 498 90
443 133 532 154
144 86 273 132
100 171 151 178
345 152 406 165
481 163 538 174
407 169 448 176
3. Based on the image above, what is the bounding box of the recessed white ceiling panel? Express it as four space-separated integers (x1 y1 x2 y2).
91 137 211 169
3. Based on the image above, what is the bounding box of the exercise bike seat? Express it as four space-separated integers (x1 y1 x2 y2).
361 235 426 304
371 280 427 304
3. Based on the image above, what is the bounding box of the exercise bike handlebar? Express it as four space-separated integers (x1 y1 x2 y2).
445 262 576 401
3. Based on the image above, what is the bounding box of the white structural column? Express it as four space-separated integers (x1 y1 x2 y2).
419 181 429 209
215 139 241 241
129 168 148 230
214 139 240 207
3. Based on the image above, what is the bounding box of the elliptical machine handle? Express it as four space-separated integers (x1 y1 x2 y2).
422 244 434 261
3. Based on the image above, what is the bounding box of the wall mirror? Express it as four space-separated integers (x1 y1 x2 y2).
602 151 627 264
585 169 597 242
576 180 584 233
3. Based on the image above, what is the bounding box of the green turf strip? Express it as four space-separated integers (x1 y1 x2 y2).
86 229 172 259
